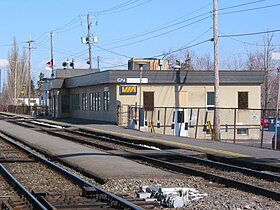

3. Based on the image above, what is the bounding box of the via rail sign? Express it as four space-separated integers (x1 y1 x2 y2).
120 85 137 95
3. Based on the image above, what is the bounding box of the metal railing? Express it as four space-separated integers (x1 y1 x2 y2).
0 105 49 116
118 105 278 148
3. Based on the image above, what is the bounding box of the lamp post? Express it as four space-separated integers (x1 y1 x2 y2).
138 63 146 130
173 64 181 136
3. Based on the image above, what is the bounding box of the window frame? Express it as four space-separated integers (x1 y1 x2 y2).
143 91 154 111
206 91 215 111
237 128 249 135
238 92 248 109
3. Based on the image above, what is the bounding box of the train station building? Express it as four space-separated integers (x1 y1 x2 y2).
41 65 265 140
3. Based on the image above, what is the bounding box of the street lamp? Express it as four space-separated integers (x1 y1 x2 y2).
138 62 146 130
173 64 181 136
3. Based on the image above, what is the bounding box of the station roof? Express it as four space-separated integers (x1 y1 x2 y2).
42 69 265 90
63 69 265 89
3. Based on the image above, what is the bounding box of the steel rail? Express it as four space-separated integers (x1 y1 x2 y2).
42 126 280 199
128 154 280 201
0 164 47 210
73 128 280 183
2 117 280 200
0 131 143 210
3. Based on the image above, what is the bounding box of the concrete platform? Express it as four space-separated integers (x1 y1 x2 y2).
35 117 280 170
0 120 175 182
1 112 280 170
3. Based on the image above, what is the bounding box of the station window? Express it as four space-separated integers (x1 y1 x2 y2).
71 93 80 110
61 95 70 113
89 93 95 111
143 92 154 111
237 128 249 135
82 93 88 111
238 92 248 109
206 92 215 110
103 91 110 111
95 92 101 111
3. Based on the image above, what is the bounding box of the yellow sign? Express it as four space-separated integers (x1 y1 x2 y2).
120 85 137 95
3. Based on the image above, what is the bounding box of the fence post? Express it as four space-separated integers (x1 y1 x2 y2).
195 108 200 139
233 108 237 144
260 109 265 148
163 107 167 135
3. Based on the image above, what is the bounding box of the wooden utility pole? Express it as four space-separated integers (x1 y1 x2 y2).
213 0 220 141
26 35 34 106
87 14 92 69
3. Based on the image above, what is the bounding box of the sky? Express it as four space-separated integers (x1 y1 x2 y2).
0 0 280 86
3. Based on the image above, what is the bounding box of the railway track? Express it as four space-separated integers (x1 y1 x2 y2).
2 116 280 201
0 131 147 210
0 165 35 209
48 126 280 200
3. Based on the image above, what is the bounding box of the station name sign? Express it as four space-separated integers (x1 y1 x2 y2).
120 85 137 95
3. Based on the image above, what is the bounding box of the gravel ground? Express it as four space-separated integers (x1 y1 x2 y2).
101 177 280 210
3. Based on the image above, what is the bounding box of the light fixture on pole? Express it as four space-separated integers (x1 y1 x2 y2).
138 62 146 130
173 64 181 136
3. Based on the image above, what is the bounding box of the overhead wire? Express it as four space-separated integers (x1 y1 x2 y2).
93 45 131 58
99 0 268 48
97 0 152 16
219 28 280 38
101 12 211 47
219 2 280 15
96 0 141 14
96 16 210 51
218 0 266 11
153 39 212 58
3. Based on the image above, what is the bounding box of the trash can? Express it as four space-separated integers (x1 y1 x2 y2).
268 118 276 132
272 126 280 150
269 118 280 132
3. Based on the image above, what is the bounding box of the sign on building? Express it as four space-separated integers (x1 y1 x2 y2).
120 85 137 95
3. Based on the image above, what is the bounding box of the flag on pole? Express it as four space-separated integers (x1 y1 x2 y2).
46 59 53 66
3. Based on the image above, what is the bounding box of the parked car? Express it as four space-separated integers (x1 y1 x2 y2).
260 116 269 128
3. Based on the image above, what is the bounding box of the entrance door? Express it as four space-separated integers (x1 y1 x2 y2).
173 108 189 137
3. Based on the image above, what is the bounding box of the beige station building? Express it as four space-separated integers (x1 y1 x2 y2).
41 61 265 141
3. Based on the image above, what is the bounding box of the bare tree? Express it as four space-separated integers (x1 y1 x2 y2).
6 38 28 105
220 55 245 70
192 53 214 70
246 34 276 111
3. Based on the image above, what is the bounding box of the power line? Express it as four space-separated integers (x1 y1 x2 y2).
101 3 211 47
97 0 141 14
153 39 211 58
97 0 152 15
220 3 280 15
97 16 210 51
94 45 131 58
52 16 81 32
218 30 280 47
218 0 266 11
102 12 211 48
219 28 280 38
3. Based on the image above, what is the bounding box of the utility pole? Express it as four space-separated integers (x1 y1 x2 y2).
50 32 54 77
26 35 34 106
213 0 220 141
87 13 92 69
